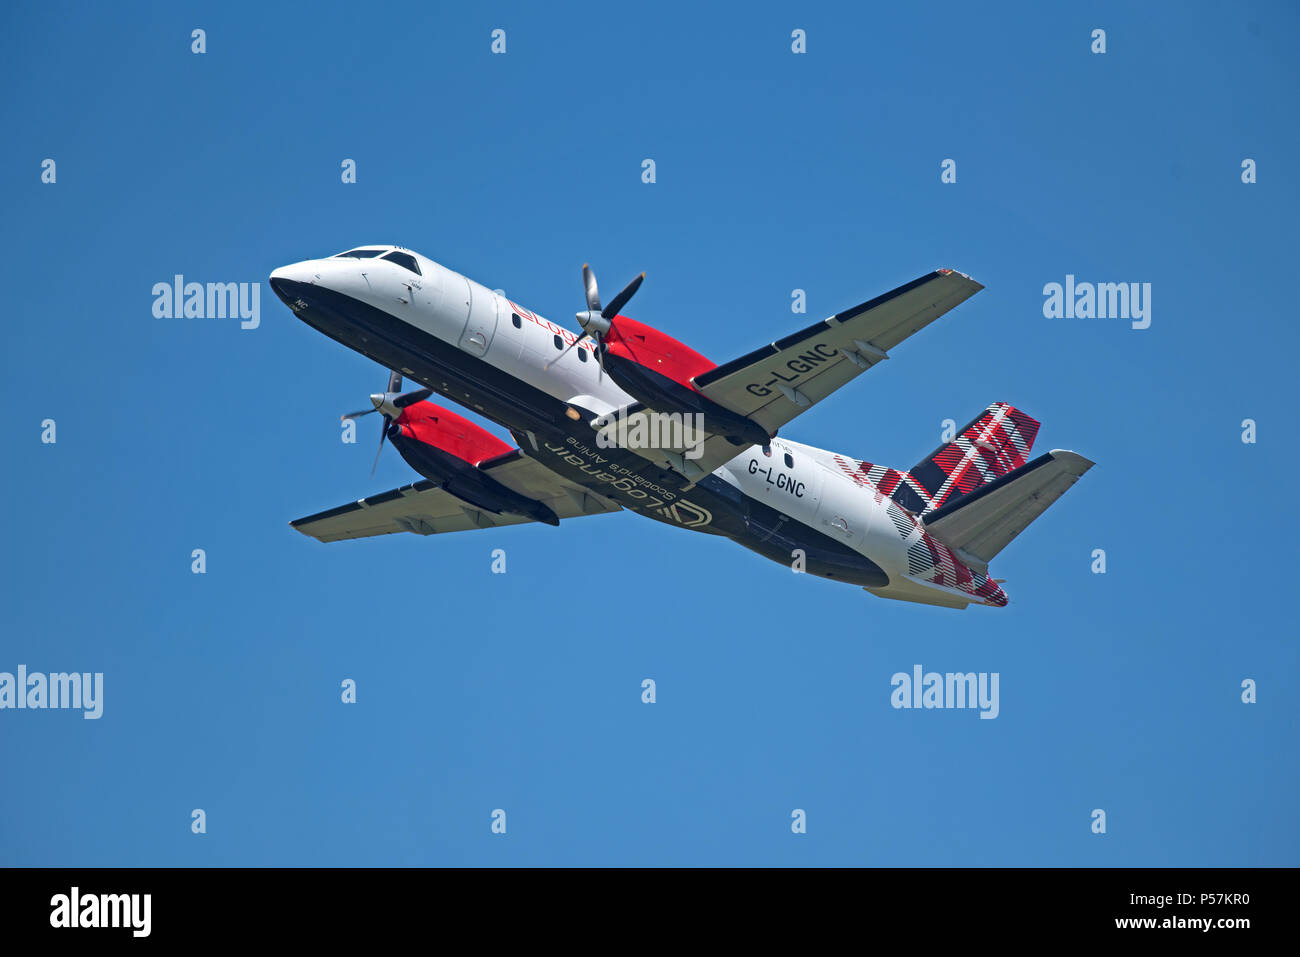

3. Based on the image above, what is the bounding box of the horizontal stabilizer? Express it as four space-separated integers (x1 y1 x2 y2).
864 577 971 610
922 449 1093 570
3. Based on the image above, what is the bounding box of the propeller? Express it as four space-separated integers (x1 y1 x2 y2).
547 263 645 378
340 370 433 476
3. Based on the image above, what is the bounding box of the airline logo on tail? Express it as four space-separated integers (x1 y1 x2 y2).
833 403 1040 515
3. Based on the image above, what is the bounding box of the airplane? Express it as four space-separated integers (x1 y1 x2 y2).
269 247 1093 609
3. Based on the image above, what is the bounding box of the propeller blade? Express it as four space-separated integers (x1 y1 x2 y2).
582 263 601 313
370 415 391 478
341 408 377 420
393 387 433 408
387 370 403 394
546 331 589 369
601 272 644 320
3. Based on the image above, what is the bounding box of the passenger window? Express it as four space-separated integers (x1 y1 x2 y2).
784 453 794 468
512 313 522 329
381 251 421 274
553 335 563 350
578 348 588 362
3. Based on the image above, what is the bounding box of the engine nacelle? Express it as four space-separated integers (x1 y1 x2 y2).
390 402 513 466
388 401 559 525
602 315 770 447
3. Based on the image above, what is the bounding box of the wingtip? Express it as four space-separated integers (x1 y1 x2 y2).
938 267 983 290
1048 449 1096 472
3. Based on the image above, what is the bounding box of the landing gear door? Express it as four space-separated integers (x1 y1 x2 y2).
458 279 499 357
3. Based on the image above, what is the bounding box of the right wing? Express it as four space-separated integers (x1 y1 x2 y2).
291 450 620 543
594 270 985 483
692 269 983 437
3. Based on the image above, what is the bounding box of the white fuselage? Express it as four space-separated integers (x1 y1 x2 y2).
271 248 989 607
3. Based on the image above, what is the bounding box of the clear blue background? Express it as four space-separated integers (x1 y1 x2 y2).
1 0 1296 866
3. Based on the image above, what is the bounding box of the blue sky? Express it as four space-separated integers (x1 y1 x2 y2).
1 0 1296 866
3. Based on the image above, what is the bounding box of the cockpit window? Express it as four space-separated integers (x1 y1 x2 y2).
382 251 421 274
334 248 387 259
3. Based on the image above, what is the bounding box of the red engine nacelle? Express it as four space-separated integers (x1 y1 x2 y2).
391 401 514 465
600 315 771 447
603 315 717 391
386 399 559 526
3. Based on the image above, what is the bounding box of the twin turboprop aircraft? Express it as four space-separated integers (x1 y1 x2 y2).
270 247 1092 609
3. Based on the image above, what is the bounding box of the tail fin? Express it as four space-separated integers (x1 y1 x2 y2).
922 449 1094 572
903 403 1041 514
832 402 1041 516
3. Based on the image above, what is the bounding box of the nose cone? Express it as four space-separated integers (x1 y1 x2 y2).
366 392 405 420
269 261 316 304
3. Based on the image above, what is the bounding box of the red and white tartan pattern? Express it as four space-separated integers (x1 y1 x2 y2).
862 491 1008 606
833 402 1040 516
920 402 1039 509
832 402 1041 607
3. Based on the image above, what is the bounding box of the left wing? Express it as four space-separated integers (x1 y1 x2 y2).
291 450 620 543
692 269 983 437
